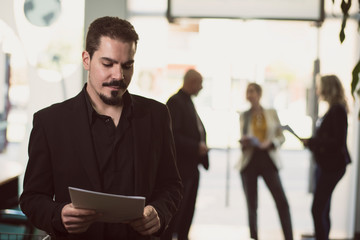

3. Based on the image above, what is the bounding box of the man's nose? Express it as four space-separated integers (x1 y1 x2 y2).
113 67 124 80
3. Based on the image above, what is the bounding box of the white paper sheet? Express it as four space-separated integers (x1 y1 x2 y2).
68 187 145 223
281 125 302 140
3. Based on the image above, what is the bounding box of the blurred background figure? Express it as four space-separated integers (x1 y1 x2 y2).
302 75 351 240
237 82 293 240
162 69 209 240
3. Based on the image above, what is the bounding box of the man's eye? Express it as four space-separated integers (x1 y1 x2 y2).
103 63 112 67
122 64 133 70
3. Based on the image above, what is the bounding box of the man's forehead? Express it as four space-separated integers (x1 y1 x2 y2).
99 36 136 46
94 37 136 58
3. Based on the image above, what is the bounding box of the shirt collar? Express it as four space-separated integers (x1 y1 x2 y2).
83 84 133 124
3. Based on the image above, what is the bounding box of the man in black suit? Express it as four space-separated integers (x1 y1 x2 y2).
162 69 209 240
20 16 182 240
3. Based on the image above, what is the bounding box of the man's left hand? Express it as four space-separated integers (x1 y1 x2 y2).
198 141 208 156
129 205 161 235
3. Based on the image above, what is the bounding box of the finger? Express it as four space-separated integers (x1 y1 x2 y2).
130 206 157 227
62 213 100 234
63 219 91 233
63 219 95 233
131 217 160 236
63 210 100 226
66 208 98 217
63 214 100 225
66 224 91 234
64 215 99 234
130 213 155 228
137 224 160 235
130 212 160 235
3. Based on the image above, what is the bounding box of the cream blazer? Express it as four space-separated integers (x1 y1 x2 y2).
236 108 285 171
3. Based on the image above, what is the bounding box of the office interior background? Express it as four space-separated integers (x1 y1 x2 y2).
0 0 360 239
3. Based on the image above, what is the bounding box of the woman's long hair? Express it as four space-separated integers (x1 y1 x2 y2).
319 75 349 112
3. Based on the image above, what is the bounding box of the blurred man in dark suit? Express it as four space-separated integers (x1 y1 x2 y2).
162 69 209 240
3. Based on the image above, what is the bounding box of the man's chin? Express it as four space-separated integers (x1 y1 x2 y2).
110 88 127 97
99 93 122 106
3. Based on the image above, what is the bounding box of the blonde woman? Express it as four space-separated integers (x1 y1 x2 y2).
302 75 351 240
239 83 293 240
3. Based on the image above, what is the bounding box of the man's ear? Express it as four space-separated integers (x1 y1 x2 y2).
82 51 90 70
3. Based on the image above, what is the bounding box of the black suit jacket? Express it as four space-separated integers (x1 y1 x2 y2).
20 89 182 240
308 103 351 172
166 89 209 179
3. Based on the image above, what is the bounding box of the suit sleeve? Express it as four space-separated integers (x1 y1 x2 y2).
240 112 245 137
166 98 200 158
271 109 285 148
19 112 67 235
148 105 183 234
308 105 348 158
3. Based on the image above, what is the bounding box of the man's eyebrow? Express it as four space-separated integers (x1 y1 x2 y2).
123 60 135 65
101 57 118 63
100 57 134 65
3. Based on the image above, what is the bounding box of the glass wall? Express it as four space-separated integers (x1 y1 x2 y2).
128 17 319 150
127 1 358 152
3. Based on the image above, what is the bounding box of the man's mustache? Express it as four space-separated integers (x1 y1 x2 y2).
102 80 127 89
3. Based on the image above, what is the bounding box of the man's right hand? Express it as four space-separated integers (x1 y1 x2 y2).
61 203 101 234
198 141 208 156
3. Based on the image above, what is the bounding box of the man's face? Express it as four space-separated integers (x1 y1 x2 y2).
192 78 203 96
82 36 136 105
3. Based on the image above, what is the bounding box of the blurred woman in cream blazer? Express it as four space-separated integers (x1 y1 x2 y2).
238 83 293 240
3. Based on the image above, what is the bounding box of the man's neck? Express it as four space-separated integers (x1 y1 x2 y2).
86 85 124 125
89 94 123 127
181 87 192 96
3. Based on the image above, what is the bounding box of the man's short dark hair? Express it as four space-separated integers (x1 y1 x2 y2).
85 16 139 59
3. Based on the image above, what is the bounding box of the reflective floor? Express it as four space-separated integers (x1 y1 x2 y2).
189 149 353 240
0 144 354 240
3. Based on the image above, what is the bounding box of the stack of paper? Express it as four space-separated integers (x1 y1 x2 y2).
69 187 145 223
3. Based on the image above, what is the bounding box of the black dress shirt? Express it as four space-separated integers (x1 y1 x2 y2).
84 87 136 239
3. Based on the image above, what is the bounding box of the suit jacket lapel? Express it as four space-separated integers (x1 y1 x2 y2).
70 91 102 191
131 96 151 196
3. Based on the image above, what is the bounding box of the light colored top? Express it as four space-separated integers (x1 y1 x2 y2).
236 108 285 171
